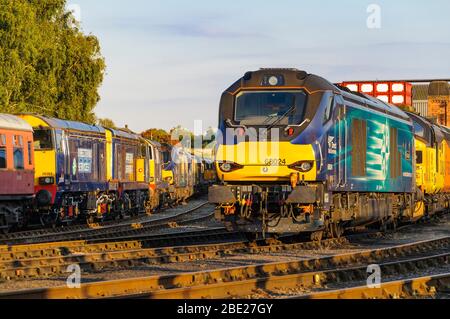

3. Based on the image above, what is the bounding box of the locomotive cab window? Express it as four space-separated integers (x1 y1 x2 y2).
235 91 307 126
413 121 425 138
33 128 54 150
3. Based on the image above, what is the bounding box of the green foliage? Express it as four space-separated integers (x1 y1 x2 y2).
0 0 105 123
141 128 171 144
97 118 116 129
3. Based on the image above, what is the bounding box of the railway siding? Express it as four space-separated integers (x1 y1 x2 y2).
0 236 449 299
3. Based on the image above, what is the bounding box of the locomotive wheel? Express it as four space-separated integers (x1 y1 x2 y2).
380 220 387 232
40 211 59 228
330 223 344 238
0 216 10 234
390 218 398 231
87 215 96 225
310 231 323 242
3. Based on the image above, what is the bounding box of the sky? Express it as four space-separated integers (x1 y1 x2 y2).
67 0 450 133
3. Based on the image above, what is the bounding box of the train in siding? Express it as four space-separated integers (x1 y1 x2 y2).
0 115 34 232
0 114 213 230
209 68 450 239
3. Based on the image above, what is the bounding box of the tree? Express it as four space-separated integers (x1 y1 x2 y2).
0 0 105 123
142 128 171 144
97 118 116 129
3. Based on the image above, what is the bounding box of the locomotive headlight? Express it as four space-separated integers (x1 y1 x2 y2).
262 75 285 86
268 76 279 86
220 163 232 172
288 161 314 172
39 176 55 185
300 162 312 171
219 162 243 173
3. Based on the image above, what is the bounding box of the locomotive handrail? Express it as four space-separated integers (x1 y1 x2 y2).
285 118 311 129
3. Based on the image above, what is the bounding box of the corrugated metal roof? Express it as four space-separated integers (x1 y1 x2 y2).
0 114 33 132
412 84 429 100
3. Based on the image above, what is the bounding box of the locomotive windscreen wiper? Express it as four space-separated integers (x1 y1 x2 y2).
266 104 296 131
225 118 248 130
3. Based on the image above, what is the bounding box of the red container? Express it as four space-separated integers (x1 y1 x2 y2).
341 81 413 107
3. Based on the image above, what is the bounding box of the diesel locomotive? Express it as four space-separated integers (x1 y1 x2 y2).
209 68 450 239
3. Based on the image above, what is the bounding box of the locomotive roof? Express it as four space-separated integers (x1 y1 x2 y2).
337 87 412 123
225 69 337 95
0 114 33 132
440 126 450 141
108 128 140 140
227 69 412 123
31 115 105 134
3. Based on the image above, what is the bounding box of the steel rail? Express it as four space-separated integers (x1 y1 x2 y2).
0 237 348 280
298 272 450 299
0 201 211 245
1 236 448 299
0 198 208 241
0 225 235 263
0 196 207 241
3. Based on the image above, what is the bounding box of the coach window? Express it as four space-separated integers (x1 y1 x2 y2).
13 135 24 169
27 141 33 165
14 148 24 169
0 134 6 169
55 131 63 152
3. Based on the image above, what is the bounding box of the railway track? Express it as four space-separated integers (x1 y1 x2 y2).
299 273 450 299
0 218 441 282
0 234 348 281
1 236 449 298
0 200 211 245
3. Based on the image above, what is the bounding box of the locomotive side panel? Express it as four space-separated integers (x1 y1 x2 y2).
335 104 414 194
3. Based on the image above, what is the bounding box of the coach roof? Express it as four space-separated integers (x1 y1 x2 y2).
0 114 33 132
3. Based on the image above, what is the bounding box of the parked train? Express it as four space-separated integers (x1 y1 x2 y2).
209 68 450 239
0 114 215 232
